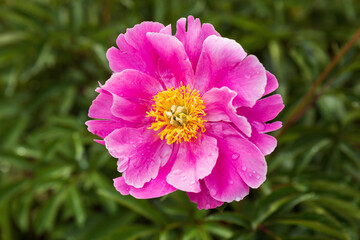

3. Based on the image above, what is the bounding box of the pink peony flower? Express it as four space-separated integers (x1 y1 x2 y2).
86 16 284 209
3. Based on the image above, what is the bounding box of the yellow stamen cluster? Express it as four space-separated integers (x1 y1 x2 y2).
147 84 206 144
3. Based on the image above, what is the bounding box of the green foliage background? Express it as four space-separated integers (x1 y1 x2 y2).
1 0 360 239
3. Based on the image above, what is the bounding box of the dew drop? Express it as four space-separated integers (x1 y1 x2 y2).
173 169 181 174
132 144 136 147
229 180 234 184
241 166 247 171
248 173 252 177
181 175 187 180
252 170 256 174
210 189 217 196
245 74 251 79
231 153 239 160
190 180 196 184
256 175 260 180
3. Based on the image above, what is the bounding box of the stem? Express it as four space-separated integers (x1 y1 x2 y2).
258 224 282 240
277 28 360 137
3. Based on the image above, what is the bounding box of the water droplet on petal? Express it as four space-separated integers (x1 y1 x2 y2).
248 173 252 177
173 169 181 174
252 170 256 174
190 180 196 184
210 189 217 196
241 166 247 171
181 175 187 180
231 153 239 160
229 180 234 184
132 144 136 147
256 175 260 180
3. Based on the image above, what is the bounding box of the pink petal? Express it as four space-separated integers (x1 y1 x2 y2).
196 35 267 107
263 121 282 132
224 55 267 108
237 94 284 122
205 123 266 195
107 22 165 78
160 24 172 35
99 70 163 123
187 180 223 210
194 35 247 93
231 139 267 189
203 125 249 202
249 130 277 156
105 127 173 188
88 90 120 120
166 135 218 193
251 121 282 133
85 120 136 139
113 148 177 199
110 93 150 123
102 70 163 101
203 87 252 137
175 16 220 70
264 71 279 96
147 32 195 88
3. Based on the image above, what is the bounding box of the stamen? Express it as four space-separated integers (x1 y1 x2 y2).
146 84 206 144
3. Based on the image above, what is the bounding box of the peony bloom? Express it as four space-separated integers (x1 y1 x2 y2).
86 16 284 209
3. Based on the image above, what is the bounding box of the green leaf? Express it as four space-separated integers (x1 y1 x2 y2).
34 187 68 234
98 188 167 225
203 222 233 239
206 212 250 229
68 185 86 226
104 225 158 240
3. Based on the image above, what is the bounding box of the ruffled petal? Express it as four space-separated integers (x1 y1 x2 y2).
203 124 249 202
102 70 163 101
205 123 266 201
187 180 223 210
167 135 218 193
99 70 163 123
110 93 150 123
160 24 172 35
194 35 247 93
105 127 173 188
263 71 279 96
114 176 176 199
203 87 252 137
147 32 195 88
237 94 284 123
106 22 165 78
196 35 266 107
88 90 120 120
249 130 277 156
85 120 136 139
175 16 220 70
252 121 282 133
113 146 177 199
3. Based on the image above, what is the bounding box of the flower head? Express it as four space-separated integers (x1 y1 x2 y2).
86 16 284 209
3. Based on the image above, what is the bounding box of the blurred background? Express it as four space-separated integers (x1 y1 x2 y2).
0 0 360 239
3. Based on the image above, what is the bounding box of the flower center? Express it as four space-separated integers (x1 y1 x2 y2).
147 84 206 144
